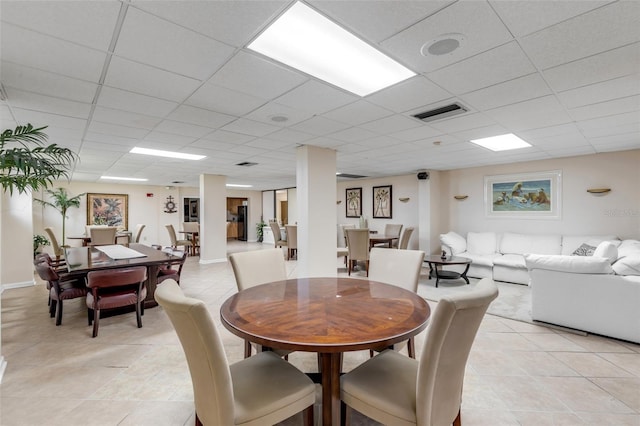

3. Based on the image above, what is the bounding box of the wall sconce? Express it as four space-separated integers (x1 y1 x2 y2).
398 197 410 203
586 188 611 194
454 195 468 200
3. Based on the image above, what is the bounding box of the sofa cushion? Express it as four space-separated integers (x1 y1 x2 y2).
572 243 596 256
440 231 466 255
467 232 497 255
593 241 618 264
500 232 561 255
618 240 640 258
493 254 526 269
612 255 640 276
524 254 614 274
561 234 619 255
459 252 501 267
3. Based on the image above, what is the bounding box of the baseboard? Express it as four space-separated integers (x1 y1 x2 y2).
1 279 36 291
198 257 228 265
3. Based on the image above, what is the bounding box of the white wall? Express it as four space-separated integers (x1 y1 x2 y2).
337 174 421 249
442 150 640 239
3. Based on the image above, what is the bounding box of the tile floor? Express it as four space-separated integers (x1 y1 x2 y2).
1 241 639 425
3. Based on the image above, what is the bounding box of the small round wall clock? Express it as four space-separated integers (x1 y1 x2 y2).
164 195 177 213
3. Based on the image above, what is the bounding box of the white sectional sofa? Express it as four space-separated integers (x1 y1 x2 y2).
440 231 619 285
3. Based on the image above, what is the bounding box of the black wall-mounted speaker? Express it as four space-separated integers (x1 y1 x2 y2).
417 171 429 180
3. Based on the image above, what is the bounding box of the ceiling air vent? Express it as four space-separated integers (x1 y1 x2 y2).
236 161 258 167
337 173 368 179
412 102 468 123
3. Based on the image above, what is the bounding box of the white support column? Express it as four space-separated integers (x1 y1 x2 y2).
296 145 337 277
418 176 432 255
199 174 227 264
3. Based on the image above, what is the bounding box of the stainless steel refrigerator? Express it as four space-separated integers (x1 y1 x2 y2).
237 205 247 241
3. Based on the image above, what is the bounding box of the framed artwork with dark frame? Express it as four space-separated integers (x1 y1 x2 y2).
87 193 129 229
345 187 362 218
372 185 392 219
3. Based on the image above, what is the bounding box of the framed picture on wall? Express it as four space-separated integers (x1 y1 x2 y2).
345 187 362 218
484 170 561 219
87 193 128 229
372 185 392 219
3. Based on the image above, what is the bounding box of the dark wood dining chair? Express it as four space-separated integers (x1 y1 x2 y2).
85 266 147 338
34 260 87 326
157 249 187 285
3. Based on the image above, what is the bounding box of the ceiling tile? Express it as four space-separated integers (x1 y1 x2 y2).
1 62 98 103
577 112 640 137
558 74 640 109
329 127 379 143
131 1 287 47
1 24 106 82
311 0 450 43
460 73 552 111
115 7 235 80
520 1 640 70
221 118 281 137
244 102 314 127
274 80 357 114
429 112 499 134
4 88 90 119
366 76 451 113
290 116 351 136
380 1 513 73
322 100 392 126
105 56 201 102
186 83 266 116
389 125 443 142
98 86 178 117
92 106 162 130
209 51 308 100
485 96 573 131
359 115 421 134
167 105 235 129
88 121 150 139
489 0 612 37
200 130 256 145
0 1 121 50
154 120 214 139
264 128 315 144
568 95 640 122
11 107 87 130
426 42 536 95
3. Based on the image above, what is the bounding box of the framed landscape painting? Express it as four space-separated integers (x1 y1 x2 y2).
345 187 362 218
372 185 392 219
485 170 561 219
87 193 129 229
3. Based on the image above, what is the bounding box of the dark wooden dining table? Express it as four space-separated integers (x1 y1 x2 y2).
67 231 132 246
220 277 431 426
369 233 399 248
64 243 181 308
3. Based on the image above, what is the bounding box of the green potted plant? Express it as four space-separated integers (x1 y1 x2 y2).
256 219 266 242
33 234 50 257
0 124 77 194
34 188 84 247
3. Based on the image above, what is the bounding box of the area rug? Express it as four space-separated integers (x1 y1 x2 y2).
417 276 533 324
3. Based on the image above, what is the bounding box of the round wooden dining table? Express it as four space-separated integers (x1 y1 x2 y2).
220 277 431 426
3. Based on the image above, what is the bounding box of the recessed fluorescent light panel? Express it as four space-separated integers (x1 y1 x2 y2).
470 134 531 152
130 147 205 160
226 184 253 188
248 2 415 96
100 176 148 182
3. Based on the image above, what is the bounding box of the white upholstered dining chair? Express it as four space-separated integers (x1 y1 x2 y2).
341 278 499 426
154 280 315 426
345 228 370 276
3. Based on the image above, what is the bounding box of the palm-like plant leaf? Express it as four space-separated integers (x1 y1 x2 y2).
0 124 78 194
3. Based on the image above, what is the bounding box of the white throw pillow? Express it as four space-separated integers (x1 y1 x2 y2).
612 255 640 276
467 232 497 255
524 254 614 274
593 241 618 264
439 231 466 255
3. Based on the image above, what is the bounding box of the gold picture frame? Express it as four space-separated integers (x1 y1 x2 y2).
87 193 129 229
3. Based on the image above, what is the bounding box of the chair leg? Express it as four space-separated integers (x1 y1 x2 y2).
343 403 352 426
87 308 93 325
195 413 203 426
136 301 143 328
55 299 63 326
408 337 416 359
244 340 252 358
92 308 100 338
365 260 369 276
302 404 314 426
50 300 57 318
453 407 461 426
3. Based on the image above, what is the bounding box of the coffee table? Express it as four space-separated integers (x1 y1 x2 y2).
424 255 472 287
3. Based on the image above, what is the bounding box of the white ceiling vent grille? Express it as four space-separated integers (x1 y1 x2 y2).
412 103 468 123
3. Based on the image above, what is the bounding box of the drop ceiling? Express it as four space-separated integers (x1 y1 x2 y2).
1 0 639 190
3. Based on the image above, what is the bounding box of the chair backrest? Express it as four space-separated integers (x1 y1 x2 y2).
165 224 178 245
368 248 425 292
398 227 415 250
154 281 235 425
133 224 146 243
338 224 355 247
384 224 403 238
285 225 297 250
417 278 498 425
87 266 147 293
229 249 286 291
345 228 370 262
89 226 118 246
162 248 188 275
35 260 58 283
269 221 283 242
44 227 63 256
183 222 199 233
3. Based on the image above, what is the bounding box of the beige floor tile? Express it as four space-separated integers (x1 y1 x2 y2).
561 333 637 353
49 400 141 426
598 352 640 377
118 401 194 426
521 333 589 352
575 412 640 425
552 352 634 377
538 376 635 414
512 350 581 377
511 410 584 426
590 377 640 412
